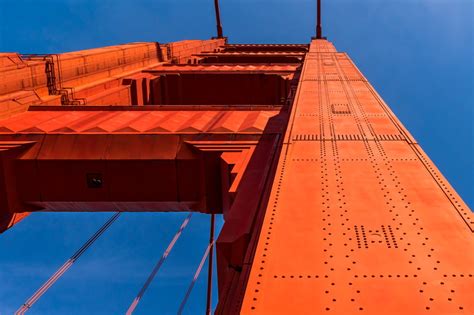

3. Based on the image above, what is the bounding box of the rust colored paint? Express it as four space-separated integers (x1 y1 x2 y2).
0 39 225 118
0 108 284 231
0 109 280 134
235 40 473 314
0 36 471 315
144 64 299 74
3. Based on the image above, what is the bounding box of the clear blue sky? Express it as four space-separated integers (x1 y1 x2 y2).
0 0 472 314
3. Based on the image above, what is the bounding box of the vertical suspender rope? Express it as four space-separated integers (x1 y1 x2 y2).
177 239 215 315
316 0 323 39
15 212 121 315
205 214 215 315
213 0 224 38
126 213 193 315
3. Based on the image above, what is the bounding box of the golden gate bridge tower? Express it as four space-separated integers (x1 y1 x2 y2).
0 0 472 314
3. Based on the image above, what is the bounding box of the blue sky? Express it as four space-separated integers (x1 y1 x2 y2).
0 0 472 314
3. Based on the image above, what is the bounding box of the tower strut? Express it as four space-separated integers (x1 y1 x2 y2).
15 212 121 315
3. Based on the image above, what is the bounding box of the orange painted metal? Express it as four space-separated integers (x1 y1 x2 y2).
234 40 473 314
144 64 299 74
0 39 225 118
0 36 471 314
0 107 282 232
0 108 280 134
223 44 309 52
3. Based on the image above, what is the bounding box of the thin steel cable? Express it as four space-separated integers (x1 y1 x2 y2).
177 240 215 315
15 212 121 315
126 213 193 315
205 214 215 315
214 0 224 38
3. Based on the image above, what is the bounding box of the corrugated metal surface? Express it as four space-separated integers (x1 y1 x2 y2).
147 64 298 73
0 110 279 134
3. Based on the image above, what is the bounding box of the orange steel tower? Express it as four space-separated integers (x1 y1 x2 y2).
0 1 472 313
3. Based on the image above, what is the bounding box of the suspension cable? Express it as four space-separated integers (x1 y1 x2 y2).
213 0 224 38
15 212 121 315
126 213 193 315
205 214 215 315
177 239 215 315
